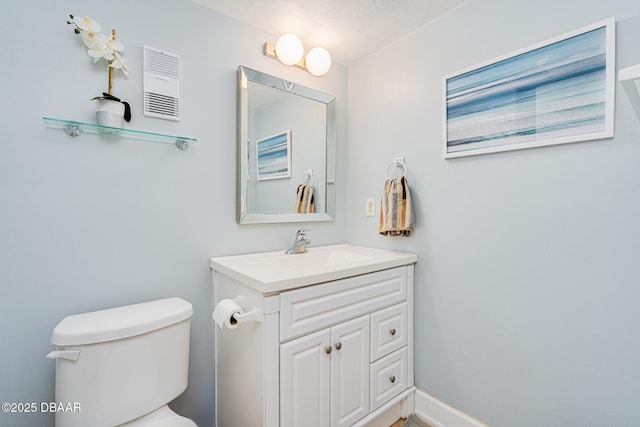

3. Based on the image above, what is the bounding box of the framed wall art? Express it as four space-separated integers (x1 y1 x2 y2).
443 17 615 158
257 130 292 180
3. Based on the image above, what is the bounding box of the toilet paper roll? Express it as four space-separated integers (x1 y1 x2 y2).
213 299 243 329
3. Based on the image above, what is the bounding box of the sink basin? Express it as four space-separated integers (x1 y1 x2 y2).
210 244 417 294
264 248 373 271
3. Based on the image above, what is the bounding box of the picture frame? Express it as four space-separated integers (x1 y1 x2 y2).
257 130 292 180
443 17 615 159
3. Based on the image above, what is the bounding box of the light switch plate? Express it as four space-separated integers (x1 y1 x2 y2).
366 198 375 216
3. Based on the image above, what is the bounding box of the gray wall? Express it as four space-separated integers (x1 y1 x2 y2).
0 1 347 426
3 0 640 426
347 0 640 426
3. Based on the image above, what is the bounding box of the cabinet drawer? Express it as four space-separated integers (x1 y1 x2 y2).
369 347 407 411
280 267 407 342
370 302 407 361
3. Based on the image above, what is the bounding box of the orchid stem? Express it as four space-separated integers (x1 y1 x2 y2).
108 29 116 95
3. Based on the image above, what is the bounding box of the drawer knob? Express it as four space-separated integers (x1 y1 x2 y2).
335 342 342 350
325 346 332 354
390 328 396 336
389 375 396 383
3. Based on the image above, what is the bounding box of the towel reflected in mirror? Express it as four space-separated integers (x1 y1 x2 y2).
296 184 315 213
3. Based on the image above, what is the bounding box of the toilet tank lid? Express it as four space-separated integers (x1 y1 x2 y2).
51 298 193 346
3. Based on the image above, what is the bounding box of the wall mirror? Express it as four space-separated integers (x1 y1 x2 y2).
237 66 336 224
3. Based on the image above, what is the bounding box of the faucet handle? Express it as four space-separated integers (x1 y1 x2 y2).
285 229 311 254
295 228 310 238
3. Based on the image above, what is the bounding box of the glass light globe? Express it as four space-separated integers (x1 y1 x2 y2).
275 34 304 65
305 47 332 76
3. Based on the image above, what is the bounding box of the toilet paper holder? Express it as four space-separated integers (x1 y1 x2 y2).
212 298 264 329
231 306 263 324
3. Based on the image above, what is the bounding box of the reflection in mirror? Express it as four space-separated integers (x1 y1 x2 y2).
238 66 336 224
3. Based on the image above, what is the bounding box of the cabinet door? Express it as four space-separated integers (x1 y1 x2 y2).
331 316 370 427
280 329 331 427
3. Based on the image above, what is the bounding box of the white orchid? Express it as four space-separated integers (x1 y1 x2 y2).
111 51 128 73
67 14 132 123
71 15 101 33
67 14 128 75
80 30 99 49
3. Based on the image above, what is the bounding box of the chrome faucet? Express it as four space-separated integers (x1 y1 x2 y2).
285 229 311 254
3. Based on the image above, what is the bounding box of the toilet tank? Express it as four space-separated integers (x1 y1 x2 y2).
49 298 193 427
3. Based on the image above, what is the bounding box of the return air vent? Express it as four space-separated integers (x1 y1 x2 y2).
143 46 180 121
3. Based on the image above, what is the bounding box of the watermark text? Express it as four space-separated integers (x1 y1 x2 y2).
2 402 81 413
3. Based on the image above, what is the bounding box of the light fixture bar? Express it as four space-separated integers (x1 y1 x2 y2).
263 42 307 70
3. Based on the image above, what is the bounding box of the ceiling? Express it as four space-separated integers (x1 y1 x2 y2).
193 0 467 65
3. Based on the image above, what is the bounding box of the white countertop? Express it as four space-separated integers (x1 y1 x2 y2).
210 244 417 294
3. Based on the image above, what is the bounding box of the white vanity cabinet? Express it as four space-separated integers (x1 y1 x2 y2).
280 315 370 427
210 244 417 427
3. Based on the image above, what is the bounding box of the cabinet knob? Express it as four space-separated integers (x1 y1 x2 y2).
325 346 333 354
389 375 396 383
390 328 396 336
335 342 342 350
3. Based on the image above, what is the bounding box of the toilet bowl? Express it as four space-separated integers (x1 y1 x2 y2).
119 405 195 426
47 297 197 427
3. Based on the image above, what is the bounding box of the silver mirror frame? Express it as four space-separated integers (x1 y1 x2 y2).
237 66 336 224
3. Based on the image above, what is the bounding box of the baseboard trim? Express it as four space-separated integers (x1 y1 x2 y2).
355 387 415 427
414 389 488 427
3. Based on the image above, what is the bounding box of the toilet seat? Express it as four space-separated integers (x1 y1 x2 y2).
118 405 197 426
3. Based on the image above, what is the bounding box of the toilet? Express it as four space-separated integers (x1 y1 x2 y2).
47 297 197 427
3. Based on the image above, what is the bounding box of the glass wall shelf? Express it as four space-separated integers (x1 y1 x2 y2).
42 117 197 150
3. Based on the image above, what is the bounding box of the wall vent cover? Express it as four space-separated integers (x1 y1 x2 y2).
143 46 180 121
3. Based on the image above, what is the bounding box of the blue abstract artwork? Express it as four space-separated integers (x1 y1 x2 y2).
444 18 615 158
257 130 291 180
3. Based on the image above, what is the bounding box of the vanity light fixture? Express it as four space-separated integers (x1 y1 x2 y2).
305 47 331 77
274 33 304 65
263 34 332 77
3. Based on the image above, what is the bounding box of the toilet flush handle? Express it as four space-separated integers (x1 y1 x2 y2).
46 349 80 361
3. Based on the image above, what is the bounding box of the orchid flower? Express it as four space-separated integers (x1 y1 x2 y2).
70 15 101 33
80 29 103 49
67 14 128 75
67 14 131 122
111 51 129 75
